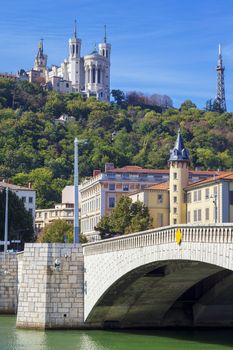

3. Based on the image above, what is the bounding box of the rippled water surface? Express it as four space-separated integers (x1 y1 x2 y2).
1 316 233 350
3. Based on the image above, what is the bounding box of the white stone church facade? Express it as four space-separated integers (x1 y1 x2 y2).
28 24 111 102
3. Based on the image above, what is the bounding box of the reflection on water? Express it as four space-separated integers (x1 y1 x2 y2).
1 316 233 350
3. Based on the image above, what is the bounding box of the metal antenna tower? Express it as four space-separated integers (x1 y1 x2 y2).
215 44 227 112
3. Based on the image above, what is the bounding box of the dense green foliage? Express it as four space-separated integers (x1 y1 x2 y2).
0 189 34 250
38 219 87 243
0 79 233 208
95 197 153 238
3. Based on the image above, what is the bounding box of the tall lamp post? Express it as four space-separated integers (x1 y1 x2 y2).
74 138 87 244
4 187 9 256
74 138 79 244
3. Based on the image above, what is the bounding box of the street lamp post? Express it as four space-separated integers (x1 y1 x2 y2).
74 137 87 244
74 138 79 244
4 187 9 256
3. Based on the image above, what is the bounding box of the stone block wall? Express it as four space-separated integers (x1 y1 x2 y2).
16 243 84 329
0 253 18 314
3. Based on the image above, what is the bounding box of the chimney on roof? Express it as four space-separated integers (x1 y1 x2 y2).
105 163 114 172
93 170 101 177
28 182 32 189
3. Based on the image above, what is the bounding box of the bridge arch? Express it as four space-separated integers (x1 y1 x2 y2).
83 224 233 326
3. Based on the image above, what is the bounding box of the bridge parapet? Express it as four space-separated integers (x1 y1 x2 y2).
83 224 233 256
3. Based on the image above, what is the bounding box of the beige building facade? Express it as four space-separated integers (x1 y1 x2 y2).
35 203 74 232
129 182 169 228
186 174 233 225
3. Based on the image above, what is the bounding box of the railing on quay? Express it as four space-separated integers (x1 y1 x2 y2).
83 224 233 256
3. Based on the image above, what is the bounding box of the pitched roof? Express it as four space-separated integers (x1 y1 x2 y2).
185 172 233 190
169 129 190 162
108 165 227 177
145 182 169 191
108 166 169 174
0 182 34 191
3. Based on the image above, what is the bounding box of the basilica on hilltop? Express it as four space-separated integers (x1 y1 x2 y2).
27 22 111 102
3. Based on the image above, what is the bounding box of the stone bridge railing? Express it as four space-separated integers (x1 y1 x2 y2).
83 224 233 256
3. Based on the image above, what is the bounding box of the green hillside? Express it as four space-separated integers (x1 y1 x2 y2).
0 79 232 208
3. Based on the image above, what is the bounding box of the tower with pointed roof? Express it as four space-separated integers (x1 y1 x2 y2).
215 44 227 112
34 39 48 76
168 129 190 225
68 20 84 92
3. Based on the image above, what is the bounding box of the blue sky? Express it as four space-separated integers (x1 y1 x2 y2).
1 0 233 110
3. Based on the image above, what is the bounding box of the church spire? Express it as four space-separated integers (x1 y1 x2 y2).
74 19 77 38
104 25 107 43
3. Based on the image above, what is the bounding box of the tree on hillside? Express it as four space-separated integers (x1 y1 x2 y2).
38 219 87 243
95 197 152 239
111 89 125 105
180 100 197 111
0 189 34 251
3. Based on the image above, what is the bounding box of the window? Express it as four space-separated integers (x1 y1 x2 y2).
122 173 129 179
173 207 177 214
29 196 33 204
194 210 197 222
194 191 197 202
173 196 177 203
194 190 201 201
205 208 209 220
22 197 26 203
173 185 177 192
174 219 177 225
28 208 33 215
205 188 209 199
194 209 202 221
173 173 177 180
187 211 190 223
123 184 129 191
187 193 191 203
109 183 115 191
66 83 69 88
230 191 233 205
97 69 101 84
214 186 217 195
198 209 202 221
139 174 147 181
45 213 47 219
109 197 115 208
158 194 163 203
92 68 96 83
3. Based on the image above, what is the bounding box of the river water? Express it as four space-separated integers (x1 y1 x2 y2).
1 316 233 350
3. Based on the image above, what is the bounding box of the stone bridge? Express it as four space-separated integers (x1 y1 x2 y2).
2 224 233 329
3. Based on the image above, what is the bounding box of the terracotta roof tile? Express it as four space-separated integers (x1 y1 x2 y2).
145 182 169 190
185 172 233 189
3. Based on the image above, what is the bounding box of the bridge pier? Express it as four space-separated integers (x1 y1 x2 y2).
0 253 18 314
16 243 85 329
